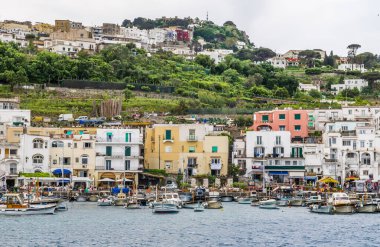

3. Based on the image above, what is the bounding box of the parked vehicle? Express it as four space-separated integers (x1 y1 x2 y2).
75 116 88 121
58 114 74 122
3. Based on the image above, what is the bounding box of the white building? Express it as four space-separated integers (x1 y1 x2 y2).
331 79 368 95
20 134 51 174
198 49 234 64
338 63 367 73
0 109 31 140
44 39 97 56
267 54 287 69
95 129 143 181
120 27 149 44
299 83 319 92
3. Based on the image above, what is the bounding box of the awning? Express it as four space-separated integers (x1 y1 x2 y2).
345 176 359 181
72 177 93 183
269 171 288 175
318 176 338 184
289 171 305 178
52 169 71 175
305 176 318 181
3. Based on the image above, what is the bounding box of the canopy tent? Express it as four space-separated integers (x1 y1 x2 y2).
318 176 338 184
52 169 71 175
98 178 115 182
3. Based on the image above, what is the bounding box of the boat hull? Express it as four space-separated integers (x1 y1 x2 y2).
277 200 289 207
88 195 98 202
220 196 234 202
259 204 279 209
114 200 127 206
357 204 378 213
238 198 252 204
333 205 354 214
0 205 56 215
76 196 87 202
310 205 333 214
204 201 223 209
288 199 304 207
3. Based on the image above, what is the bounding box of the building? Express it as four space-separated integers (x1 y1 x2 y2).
44 39 96 56
198 49 234 64
54 20 71 32
251 109 310 140
331 79 368 95
299 83 319 92
338 63 367 73
95 129 143 184
20 134 51 174
102 23 120 36
244 131 305 185
0 97 20 110
145 124 229 177
267 55 287 69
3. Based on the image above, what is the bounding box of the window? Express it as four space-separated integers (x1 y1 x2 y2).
369 141 373 148
262 115 269 122
81 155 88 165
285 161 291 166
9 149 17 155
106 160 112 170
295 125 301 131
360 141 365 148
165 146 172 153
279 125 285 131
53 159 57 165
347 153 355 158
363 170 369 176
294 114 301 120
63 157 71 165
212 146 218 153
165 161 172 170
74 143 78 148
293 161 297 166
125 146 131 156
341 126 348 131
343 141 351 146
84 142 92 148
189 129 196 140
188 158 197 166
9 163 17 174
32 154 43 164
106 132 112 142
165 130 172 140
359 130 365 134
349 110 352 115
33 139 44 149
211 158 221 164
329 125 333 131
68 143 72 148
51 141 64 148
275 136 281 145
125 133 131 142
189 146 195 153
106 146 112 156
125 160 131 170
279 114 285 120
256 136 262 145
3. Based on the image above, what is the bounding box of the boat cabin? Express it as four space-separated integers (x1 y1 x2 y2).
4 194 27 208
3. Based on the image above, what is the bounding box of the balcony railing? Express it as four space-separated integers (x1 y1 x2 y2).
324 158 338 163
187 135 198 141
4 155 20 159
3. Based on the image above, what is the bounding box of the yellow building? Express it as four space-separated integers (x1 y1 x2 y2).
54 20 71 32
145 124 229 177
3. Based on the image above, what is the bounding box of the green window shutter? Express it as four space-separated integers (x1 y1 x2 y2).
125 133 131 142
212 146 218 153
291 148 295 158
189 146 195 153
125 146 131 156
79 130 84 135
165 130 171 140
299 148 303 158
106 146 112 156
262 115 269 121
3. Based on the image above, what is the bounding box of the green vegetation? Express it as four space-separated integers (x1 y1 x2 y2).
20 172 52 177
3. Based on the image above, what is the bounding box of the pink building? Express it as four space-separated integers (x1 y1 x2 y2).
251 109 309 140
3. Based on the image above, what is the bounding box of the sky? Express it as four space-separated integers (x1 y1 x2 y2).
1 0 379 56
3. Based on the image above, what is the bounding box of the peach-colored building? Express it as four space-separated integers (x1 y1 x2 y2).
251 109 309 140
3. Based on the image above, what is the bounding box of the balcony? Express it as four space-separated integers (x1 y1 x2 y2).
4 155 20 160
163 138 174 143
341 130 356 137
187 135 198 142
324 158 338 163
210 163 222 170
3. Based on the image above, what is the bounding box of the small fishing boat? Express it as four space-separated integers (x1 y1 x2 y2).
203 200 223 209
237 197 252 204
162 193 183 208
76 195 87 202
97 196 113 206
179 193 193 204
56 201 69 211
114 192 127 206
277 198 290 207
194 202 205 212
153 203 179 214
259 204 279 209
356 200 378 213
288 197 304 207
208 191 220 202
220 196 234 202
305 195 323 206
88 195 99 202
251 198 260 207
309 203 333 214
0 194 56 215
124 196 141 209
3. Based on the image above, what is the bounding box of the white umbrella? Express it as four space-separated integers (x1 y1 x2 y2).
98 178 115 182
116 178 133 182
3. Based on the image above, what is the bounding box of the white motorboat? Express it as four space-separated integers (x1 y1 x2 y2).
288 197 304 206
162 193 183 208
309 204 333 214
203 200 223 209
259 199 278 209
305 195 323 206
237 197 252 204
328 193 355 214
97 196 113 206
152 203 179 214
194 202 205 212
0 194 56 215
114 193 127 206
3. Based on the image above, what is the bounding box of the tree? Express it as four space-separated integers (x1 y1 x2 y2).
274 87 289 98
194 54 215 69
298 50 321 68
324 51 336 67
308 89 322 99
122 19 132 27
222 69 242 84
355 52 379 69
347 44 361 59
361 71 380 90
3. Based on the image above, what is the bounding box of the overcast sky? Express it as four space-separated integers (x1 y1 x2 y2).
1 0 379 56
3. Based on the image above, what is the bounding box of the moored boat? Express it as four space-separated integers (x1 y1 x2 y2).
277 198 290 207
152 203 179 214
97 196 113 206
194 202 205 212
288 197 304 207
220 196 234 202
114 192 127 206
76 195 87 202
0 193 56 215
237 197 252 204
328 193 355 214
88 195 99 202
309 204 333 214
259 204 279 209
203 200 223 209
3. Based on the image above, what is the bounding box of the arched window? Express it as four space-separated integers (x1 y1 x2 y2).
81 155 88 165
361 153 371 165
32 154 44 164
51 141 64 148
33 139 44 149
34 169 42 173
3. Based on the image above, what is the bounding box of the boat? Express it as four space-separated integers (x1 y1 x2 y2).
237 197 252 204
276 198 290 207
220 196 234 202
251 198 260 207
179 192 193 204
288 197 304 207
0 193 56 215
152 203 179 214
76 195 87 202
328 193 355 214
194 202 205 212
203 200 223 209
88 194 99 202
356 199 379 213
162 193 183 208
208 191 220 202
194 187 206 201
305 195 323 206
114 192 127 206
97 196 113 206
56 201 69 211
124 196 141 209
309 203 333 214
259 204 279 209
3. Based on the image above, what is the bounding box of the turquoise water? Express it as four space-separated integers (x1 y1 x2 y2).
0 202 379 247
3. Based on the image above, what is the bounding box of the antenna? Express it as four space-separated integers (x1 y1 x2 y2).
206 11 209 21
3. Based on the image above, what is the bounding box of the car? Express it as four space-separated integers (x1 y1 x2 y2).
162 181 178 190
